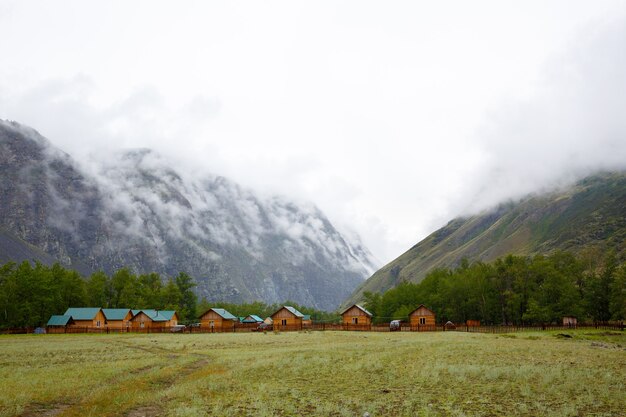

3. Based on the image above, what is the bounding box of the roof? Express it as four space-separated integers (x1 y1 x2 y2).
47 315 73 326
102 309 131 320
64 307 101 320
408 304 435 316
302 315 311 321
201 308 238 321
340 304 373 317
242 315 264 323
132 310 176 322
271 306 304 318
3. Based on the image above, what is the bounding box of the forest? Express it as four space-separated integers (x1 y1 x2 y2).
363 251 626 325
0 261 336 328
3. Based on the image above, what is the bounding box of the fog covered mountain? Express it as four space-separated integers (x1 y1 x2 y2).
0 120 378 310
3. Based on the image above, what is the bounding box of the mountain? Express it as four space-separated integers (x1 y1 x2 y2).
345 172 626 305
0 120 378 311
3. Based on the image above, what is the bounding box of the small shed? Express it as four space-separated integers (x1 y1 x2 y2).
264 317 273 325
563 316 577 328
47 315 74 333
199 308 238 332
270 306 304 331
444 320 456 330
408 305 436 331
102 309 133 329
302 315 312 326
64 307 106 328
340 304 373 329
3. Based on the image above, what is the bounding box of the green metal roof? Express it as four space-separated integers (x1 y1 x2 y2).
283 306 304 318
134 309 175 322
102 309 131 320
204 308 237 320
302 314 311 321
47 315 73 326
242 315 264 323
64 307 101 320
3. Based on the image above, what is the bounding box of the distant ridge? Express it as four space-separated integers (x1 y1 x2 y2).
345 172 626 306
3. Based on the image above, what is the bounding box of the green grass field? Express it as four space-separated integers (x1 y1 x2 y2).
0 330 624 417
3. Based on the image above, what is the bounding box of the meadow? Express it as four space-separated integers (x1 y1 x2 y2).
0 330 624 417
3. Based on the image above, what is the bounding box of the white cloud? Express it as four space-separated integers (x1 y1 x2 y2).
1 1 625 263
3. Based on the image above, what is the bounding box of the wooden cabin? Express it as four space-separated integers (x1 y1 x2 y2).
563 316 577 328
102 309 133 329
302 314 312 327
64 308 106 328
199 308 238 332
408 305 436 331
341 304 372 330
46 315 74 333
270 306 304 331
241 315 264 324
130 310 178 329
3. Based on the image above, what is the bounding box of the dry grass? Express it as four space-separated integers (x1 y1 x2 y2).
0 330 624 416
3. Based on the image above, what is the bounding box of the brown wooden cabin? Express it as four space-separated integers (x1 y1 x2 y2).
341 304 373 330
102 309 133 329
563 316 577 328
199 308 238 332
130 310 178 329
64 308 106 329
409 305 436 331
271 306 304 331
466 320 481 327
46 315 75 333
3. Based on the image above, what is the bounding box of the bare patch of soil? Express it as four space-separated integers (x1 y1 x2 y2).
19 403 71 417
126 405 163 417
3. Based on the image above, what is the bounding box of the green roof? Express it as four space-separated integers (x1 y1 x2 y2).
47 315 73 326
203 308 237 321
102 309 131 320
134 310 176 322
64 307 101 320
242 315 264 323
302 315 311 321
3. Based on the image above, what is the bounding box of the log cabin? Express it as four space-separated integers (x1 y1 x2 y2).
340 304 373 330
102 309 133 329
408 305 436 331
64 307 106 329
199 308 238 332
130 310 178 329
46 315 74 333
270 306 304 331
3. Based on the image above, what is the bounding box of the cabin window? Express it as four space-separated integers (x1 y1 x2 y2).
352 317 358 324
140 322 145 328
419 317 426 325
96 320 101 328
281 319 287 326
209 321 214 328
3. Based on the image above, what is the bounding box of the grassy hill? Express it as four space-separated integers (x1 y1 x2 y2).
346 172 626 306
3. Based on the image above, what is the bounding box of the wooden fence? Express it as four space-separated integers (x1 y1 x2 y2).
2 321 623 335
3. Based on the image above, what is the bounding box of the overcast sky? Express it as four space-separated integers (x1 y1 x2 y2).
1 1 625 264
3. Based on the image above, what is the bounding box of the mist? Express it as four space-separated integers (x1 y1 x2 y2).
1 2 625 263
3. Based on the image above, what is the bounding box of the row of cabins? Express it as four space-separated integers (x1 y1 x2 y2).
47 308 179 331
199 306 312 332
341 304 438 330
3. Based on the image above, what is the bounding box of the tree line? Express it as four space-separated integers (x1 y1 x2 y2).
363 251 625 325
0 261 336 328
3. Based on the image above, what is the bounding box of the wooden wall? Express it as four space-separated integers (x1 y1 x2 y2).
409 306 436 329
342 306 372 326
71 310 106 329
200 310 235 332
271 308 302 330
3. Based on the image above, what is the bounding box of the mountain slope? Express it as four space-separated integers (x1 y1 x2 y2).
346 173 626 305
0 120 378 310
